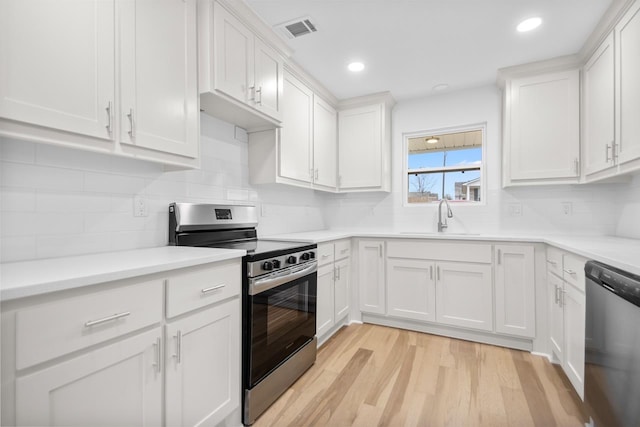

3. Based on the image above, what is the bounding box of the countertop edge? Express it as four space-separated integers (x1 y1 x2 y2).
1 248 246 302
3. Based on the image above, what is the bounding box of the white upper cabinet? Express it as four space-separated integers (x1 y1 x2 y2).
200 0 284 129
119 0 199 159
248 69 338 192
0 0 199 167
0 0 114 140
616 0 640 168
338 94 393 192
313 97 338 190
211 2 253 103
583 32 616 178
279 72 314 184
503 69 580 186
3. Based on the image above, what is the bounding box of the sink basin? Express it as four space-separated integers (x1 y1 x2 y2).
398 232 480 237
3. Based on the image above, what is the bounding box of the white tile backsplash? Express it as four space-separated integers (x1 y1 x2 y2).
1 114 325 262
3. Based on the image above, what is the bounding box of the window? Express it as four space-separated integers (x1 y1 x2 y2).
405 125 484 205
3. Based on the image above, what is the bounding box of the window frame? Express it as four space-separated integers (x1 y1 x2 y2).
402 123 487 207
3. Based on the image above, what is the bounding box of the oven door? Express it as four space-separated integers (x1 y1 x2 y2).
246 262 317 388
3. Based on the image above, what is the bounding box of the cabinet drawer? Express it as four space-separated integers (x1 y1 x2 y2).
387 240 491 263
563 253 586 292
166 260 241 318
16 280 163 370
317 243 335 266
546 246 563 278
334 240 351 260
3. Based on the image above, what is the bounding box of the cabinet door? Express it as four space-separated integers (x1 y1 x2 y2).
0 0 114 140
584 32 616 176
338 104 382 189
386 258 436 322
16 328 162 426
435 262 493 332
165 299 240 427
548 273 564 361
358 240 386 315
253 38 283 122
212 1 253 103
563 283 585 399
313 96 338 189
280 71 313 183
494 245 535 338
616 0 640 165
508 70 580 181
334 258 350 321
119 0 198 158
316 264 335 338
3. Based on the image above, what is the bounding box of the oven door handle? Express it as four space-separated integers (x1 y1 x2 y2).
249 262 317 295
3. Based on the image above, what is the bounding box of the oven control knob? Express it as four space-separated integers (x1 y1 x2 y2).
287 255 297 264
272 259 281 268
309 252 316 259
301 252 310 261
262 261 273 271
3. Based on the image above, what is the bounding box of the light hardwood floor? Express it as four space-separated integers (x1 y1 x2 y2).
254 323 587 427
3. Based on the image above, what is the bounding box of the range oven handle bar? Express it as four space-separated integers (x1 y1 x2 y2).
249 262 317 295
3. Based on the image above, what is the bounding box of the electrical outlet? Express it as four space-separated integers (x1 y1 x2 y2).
561 202 572 216
508 203 522 216
261 204 268 217
133 196 148 217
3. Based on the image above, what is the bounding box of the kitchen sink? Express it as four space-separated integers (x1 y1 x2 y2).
398 232 481 236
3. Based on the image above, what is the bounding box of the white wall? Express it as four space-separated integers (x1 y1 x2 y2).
323 85 624 236
0 114 325 263
615 174 640 239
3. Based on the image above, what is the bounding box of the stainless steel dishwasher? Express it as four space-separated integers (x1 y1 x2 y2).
584 260 640 427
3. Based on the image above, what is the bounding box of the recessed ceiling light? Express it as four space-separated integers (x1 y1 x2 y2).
517 17 542 32
348 62 365 72
432 84 449 92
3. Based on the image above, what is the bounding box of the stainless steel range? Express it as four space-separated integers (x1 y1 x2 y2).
168 203 317 425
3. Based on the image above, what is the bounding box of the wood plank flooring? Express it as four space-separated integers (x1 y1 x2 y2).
254 323 587 427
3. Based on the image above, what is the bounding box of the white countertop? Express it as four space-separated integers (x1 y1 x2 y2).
0 246 245 301
264 230 640 276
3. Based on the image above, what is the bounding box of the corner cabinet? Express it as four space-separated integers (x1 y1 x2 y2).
338 94 394 192
0 0 199 168
358 240 386 315
494 245 535 338
502 69 580 186
198 0 284 130
248 69 338 192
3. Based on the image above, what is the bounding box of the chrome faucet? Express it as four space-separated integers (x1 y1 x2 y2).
438 199 454 232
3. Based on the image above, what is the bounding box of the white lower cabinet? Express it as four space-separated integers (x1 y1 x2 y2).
494 245 535 338
1 260 242 427
16 327 162 427
316 240 351 341
165 299 240 427
546 247 586 399
435 262 493 332
316 263 335 338
387 258 436 322
358 240 386 315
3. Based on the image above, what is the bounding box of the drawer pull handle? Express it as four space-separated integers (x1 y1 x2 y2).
546 260 557 265
563 269 576 275
321 254 330 259
201 284 225 294
84 311 131 327
340 249 349 254
153 337 162 373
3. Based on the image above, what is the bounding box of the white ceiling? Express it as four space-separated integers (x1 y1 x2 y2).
245 0 613 100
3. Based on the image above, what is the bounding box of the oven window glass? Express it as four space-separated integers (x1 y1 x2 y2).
248 273 316 387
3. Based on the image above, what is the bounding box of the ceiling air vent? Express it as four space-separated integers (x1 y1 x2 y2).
277 17 317 39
